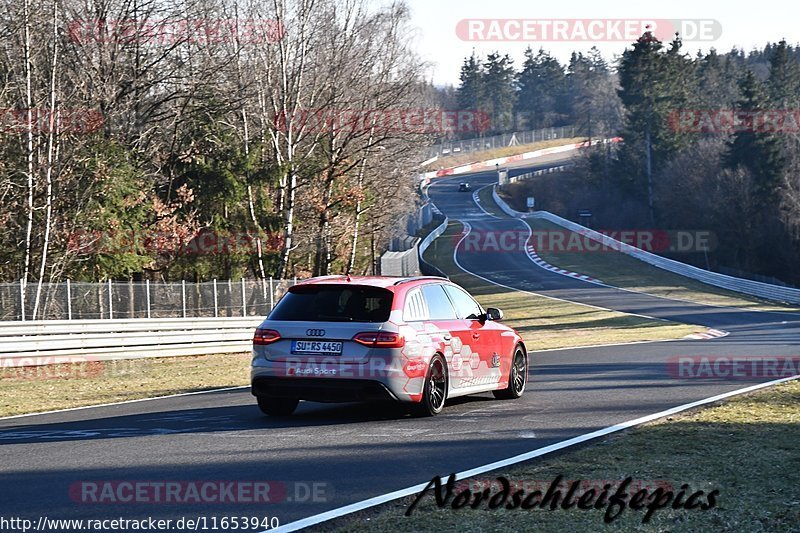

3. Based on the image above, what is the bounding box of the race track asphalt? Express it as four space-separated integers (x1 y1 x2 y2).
1 156 798 531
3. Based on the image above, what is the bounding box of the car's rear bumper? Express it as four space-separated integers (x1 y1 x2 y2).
251 358 422 403
251 376 398 402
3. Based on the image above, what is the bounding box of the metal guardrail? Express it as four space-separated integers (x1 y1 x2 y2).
418 215 450 278
491 186 800 306
501 164 571 185
425 125 578 159
0 317 262 367
2 278 297 321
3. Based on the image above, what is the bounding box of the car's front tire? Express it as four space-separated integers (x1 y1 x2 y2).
493 346 526 400
257 396 299 416
413 354 448 417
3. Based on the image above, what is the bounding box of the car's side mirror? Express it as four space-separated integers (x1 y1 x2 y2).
485 307 503 321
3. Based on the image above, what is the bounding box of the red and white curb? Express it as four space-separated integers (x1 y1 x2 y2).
683 328 729 340
471 188 500 219
421 137 622 180
523 243 600 283
467 186 602 284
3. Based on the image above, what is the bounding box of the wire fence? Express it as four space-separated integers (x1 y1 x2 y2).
1 279 299 321
425 125 579 160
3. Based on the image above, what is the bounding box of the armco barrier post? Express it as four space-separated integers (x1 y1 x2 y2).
269 277 274 310
108 279 113 319
66 278 72 320
213 279 219 317
227 279 233 316
20 278 25 321
241 278 247 316
145 279 151 318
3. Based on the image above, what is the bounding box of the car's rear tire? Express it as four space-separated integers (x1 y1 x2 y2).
493 347 526 400
413 354 448 417
257 397 299 416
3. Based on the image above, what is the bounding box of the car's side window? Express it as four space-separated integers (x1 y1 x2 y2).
443 285 483 320
421 284 458 320
402 288 429 322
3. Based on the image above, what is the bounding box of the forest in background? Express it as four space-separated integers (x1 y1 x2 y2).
3 0 800 321
440 37 800 286
1 0 439 320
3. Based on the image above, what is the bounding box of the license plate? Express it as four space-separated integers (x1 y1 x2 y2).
291 340 343 355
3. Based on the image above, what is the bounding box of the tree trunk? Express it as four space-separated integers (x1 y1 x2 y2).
33 0 60 319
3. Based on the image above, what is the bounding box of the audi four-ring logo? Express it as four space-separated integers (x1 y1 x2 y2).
306 329 326 337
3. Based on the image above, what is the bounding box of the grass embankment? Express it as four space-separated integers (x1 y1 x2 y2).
326 379 800 532
426 138 586 170
3 197 731 418
524 217 800 313
0 353 250 417
490 183 799 312
423 221 705 351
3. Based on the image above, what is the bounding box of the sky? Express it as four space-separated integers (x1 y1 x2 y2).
396 0 799 86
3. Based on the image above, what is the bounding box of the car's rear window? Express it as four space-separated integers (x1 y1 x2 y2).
268 285 393 322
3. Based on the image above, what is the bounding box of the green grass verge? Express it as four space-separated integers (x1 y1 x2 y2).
423 222 705 351
486 187 800 313
526 216 800 313
476 185 506 218
0 207 719 419
0 353 251 417
324 379 800 532
426 138 587 171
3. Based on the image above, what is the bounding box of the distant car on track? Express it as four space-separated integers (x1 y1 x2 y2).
458 182 471 192
251 276 527 416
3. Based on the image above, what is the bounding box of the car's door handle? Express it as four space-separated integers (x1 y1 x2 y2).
443 333 452 341
472 333 480 339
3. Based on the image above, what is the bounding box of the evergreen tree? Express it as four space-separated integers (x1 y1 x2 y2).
724 70 786 207
482 52 517 134
698 49 741 108
456 52 485 123
566 48 620 139
516 48 566 128
767 40 800 107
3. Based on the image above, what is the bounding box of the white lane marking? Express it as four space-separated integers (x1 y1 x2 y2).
449 194 773 334
468 189 604 285
0 386 248 421
513 212 605 285
445 176 800 318
520 215 800 317
471 185 500 219
683 329 730 340
265 374 800 533
430 181 673 324
527 337 690 353
451 221 672 324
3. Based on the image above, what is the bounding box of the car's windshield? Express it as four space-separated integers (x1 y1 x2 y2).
268 285 393 323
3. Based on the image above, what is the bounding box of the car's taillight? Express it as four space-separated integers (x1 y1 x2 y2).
352 331 405 348
253 328 281 345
